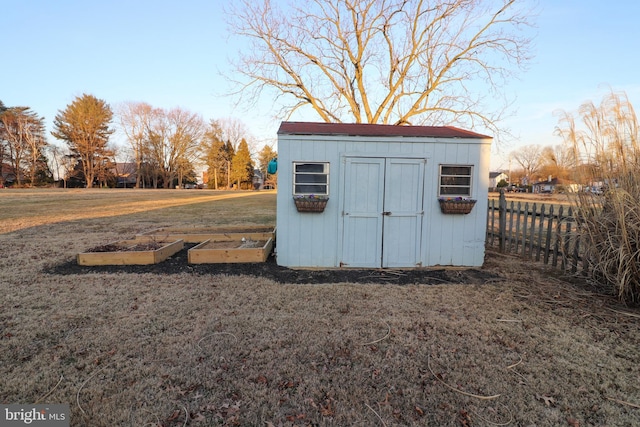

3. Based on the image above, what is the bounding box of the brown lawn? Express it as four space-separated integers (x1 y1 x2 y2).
0 188 638 426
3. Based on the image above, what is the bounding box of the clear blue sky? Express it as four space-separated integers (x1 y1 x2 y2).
3 1 640 170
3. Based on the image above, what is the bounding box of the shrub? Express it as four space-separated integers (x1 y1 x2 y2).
574 182 640 303
557 90 640 303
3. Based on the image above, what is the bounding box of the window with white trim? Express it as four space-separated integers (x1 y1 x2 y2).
439 165 473 197
293 162 329 195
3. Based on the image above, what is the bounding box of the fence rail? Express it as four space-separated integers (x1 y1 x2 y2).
486 192 588 273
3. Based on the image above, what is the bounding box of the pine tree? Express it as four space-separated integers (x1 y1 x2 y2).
51 94 114 188
224 140 235 188
201 120 227 189
258 144 277 189
231 138 254 189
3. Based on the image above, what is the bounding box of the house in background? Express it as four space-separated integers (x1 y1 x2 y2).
531 176 580 193
113 163 138 188
276 121 492 269
532 177 558 193
252 169 264 190
0 163 17 187
489 171 508 191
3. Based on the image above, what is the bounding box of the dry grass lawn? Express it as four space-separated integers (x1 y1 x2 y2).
1 188 639 426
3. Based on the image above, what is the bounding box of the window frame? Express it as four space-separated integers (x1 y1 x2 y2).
438 164 473 197
292 162 330 196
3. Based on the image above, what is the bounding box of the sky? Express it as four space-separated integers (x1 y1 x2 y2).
3 0 640 171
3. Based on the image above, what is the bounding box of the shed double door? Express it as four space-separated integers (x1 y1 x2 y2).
341 157 425 268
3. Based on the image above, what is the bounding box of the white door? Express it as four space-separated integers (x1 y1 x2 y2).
341 158 385 267
382 158 425 267
341 157 425 268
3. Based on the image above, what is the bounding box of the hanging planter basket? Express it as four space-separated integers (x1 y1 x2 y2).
293 196 329 213
438 198 476 214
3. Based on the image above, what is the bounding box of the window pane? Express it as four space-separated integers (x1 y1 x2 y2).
295 174 328 184
441 176 471 186
295 184 327 194
440 186 471 196
295 163 325 173
441 166 471 176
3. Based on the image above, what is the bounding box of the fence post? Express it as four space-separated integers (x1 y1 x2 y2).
498 189 507 252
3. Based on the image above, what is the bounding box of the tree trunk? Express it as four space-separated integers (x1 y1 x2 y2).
135 160 142 188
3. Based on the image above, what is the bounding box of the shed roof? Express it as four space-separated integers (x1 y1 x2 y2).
278 121 491 139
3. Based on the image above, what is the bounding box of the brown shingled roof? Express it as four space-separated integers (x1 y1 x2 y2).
277 121 491 139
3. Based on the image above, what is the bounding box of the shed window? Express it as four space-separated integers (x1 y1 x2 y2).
293 162 329 195
439 165 472 196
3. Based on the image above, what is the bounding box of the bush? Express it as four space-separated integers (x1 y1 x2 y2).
575 182 640 303
559 90 640 303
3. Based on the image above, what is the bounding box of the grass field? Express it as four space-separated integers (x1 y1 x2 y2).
1 188 639 426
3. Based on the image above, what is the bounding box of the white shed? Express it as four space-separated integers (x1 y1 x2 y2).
276 122 492 268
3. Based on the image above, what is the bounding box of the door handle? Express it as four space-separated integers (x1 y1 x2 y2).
382 211 391 216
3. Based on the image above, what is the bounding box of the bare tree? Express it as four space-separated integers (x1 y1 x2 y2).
510 144 542 183
216 118 249 148
146 107 204 188
117 102 154 188
0 107 48 186
227 0 534 134
46 143 74 187
540 144 575 181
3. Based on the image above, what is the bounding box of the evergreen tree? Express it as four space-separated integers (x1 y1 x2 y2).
231 138 254 189
201 120 227 189
51 94 114 188
257 144 277 187
224 140 235 188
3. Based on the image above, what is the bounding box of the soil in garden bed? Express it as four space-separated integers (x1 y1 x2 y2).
87 242 165 252
197 239 269 250
46 243 498 285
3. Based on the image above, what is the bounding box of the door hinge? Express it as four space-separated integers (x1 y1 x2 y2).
382 211 392 216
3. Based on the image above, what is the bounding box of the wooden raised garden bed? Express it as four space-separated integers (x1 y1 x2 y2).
77 237 184 266
188 237 274 264
141 226 275 244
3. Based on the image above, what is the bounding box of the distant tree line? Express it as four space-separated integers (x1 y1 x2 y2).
1 95 277 189
118 102 276 190
505 143 577 189
0 99 53 187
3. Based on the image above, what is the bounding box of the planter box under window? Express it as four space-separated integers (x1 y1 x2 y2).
293 197 328 212
438 199 476 215
77 237 184 266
